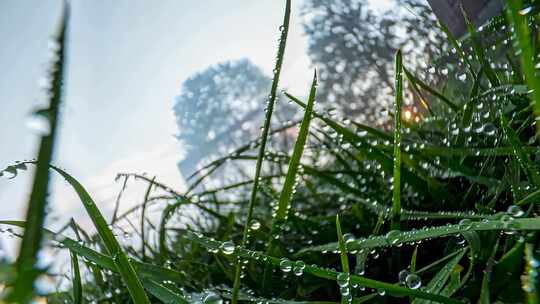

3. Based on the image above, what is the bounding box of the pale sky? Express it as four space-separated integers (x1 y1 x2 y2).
0 0 394 256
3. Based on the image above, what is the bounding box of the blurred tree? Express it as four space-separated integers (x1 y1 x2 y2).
301 0 446 126
174 58 295 179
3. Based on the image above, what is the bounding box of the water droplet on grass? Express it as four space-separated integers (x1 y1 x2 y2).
279 258 293 273
406 273 421 289
220 241 235 255
507 205 524 217
250 220 261 230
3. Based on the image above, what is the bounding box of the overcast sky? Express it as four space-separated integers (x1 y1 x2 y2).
0 0 393 256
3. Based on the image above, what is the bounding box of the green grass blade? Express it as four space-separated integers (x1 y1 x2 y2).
299 217 540 253
140 279 188 304
460 4 500 87
437 21 474 77
6 5 68 302
70 250 82 304
413 249 466 304
507 0 540 133
184 232 462 304
336 215 350 273
517 188 540 206
267 70 317 250
402 66 458 112
336 215 351 303
524 243 540 303
159 201 183 263
4 163 151 303
262 71 317 291
0 220 189 288
284 92 432 195
500 114 540 187
140 176 155 261
391 50 403 231
231 1 291 302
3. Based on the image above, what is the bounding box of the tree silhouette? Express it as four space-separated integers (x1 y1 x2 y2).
301 0 446 126
174 58 295 179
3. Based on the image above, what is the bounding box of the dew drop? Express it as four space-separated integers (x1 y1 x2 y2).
203 292 222 304
250 219 261 230
220 241 235 255
519 6 533 15
405 273 421 289
293 261 305 276
507 205 524 218
398 269 409 285
279 258 293 273
26 112 51 136
337 272 350 287
385 230 401 245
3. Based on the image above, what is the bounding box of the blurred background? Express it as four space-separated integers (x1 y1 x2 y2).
0 0 499 258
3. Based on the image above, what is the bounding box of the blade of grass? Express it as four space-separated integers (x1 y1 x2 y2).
524 243 540 303
500 114 540 187
460 4 500 87
403 67 458 112
0 220 190 288
111 175 129 224
437 21 474 77
4 163 151 303
507 0 540 134
70 250 82 304
6 5 69 302
391 49 403 231
231 1 291 302
140 176 155 261
267 70 317 252
413 249 466 304
336 215 351 303
263 71 317 291
299 217 540 253
184 231 462 304
284 92 432 195
140 279 188 304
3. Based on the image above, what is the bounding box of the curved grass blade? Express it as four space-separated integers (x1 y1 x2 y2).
6 4 68 302
231 1 292 302
158 199 189 262
391 49 403 231
336 215 351 303
402 67 458 112
4 163 151 303
413 249 466 304
500 114 540 187
437 21 474 76
524 243 540 303
267 70 317 252
70 250 82 304
111 175 129 224
284 92 432 195
184 232 462 304
140 279 188 304
507 0 540 132
263 71 317 291
460 4 500 87
140 176 155 261
0 220 190 290
299 217 540 253
517 188 540 206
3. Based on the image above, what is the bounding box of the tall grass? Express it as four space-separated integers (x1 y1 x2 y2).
2 1 540 303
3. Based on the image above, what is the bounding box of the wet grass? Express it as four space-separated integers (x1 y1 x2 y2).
2 1 540 303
